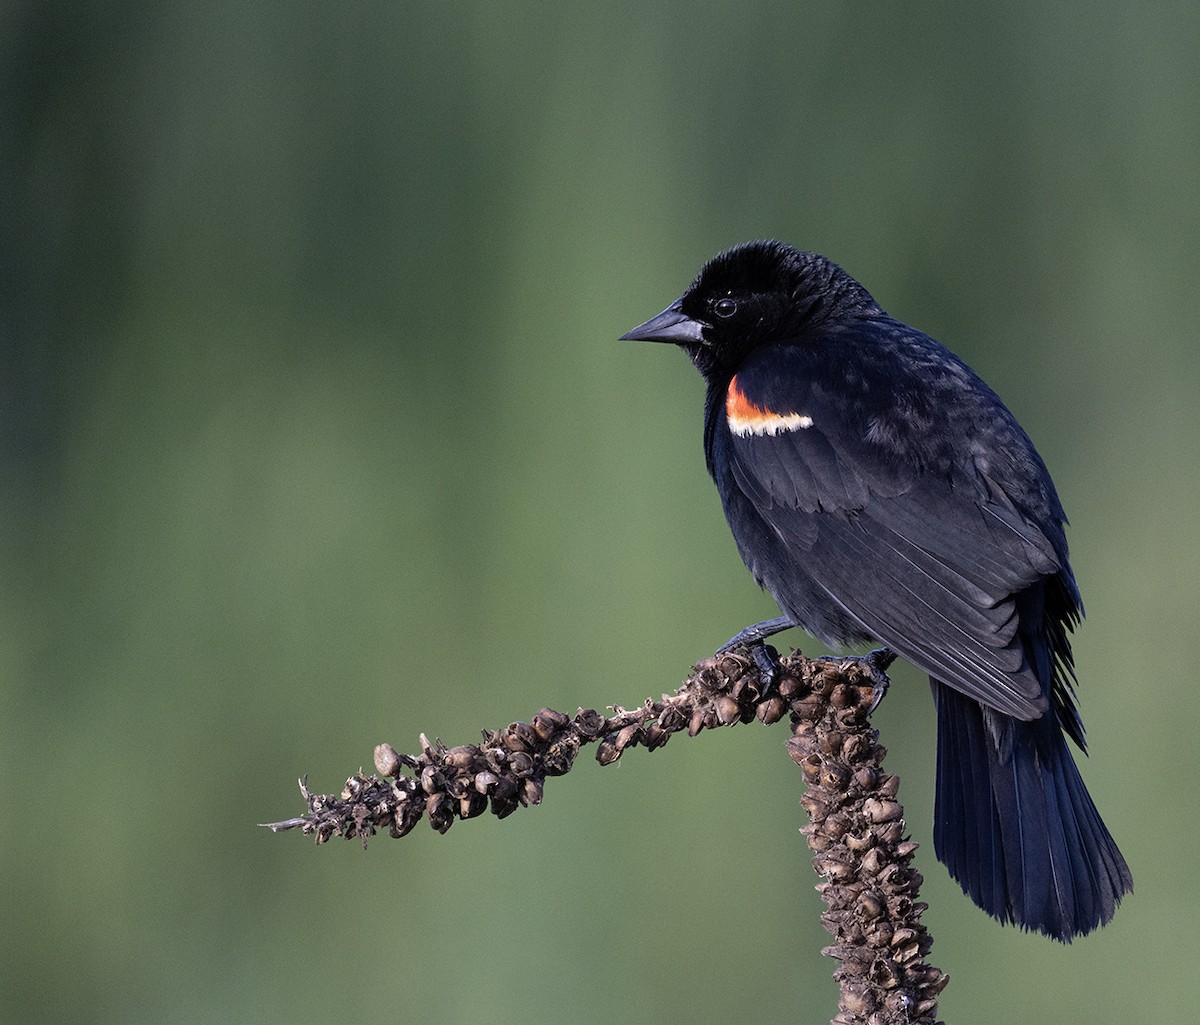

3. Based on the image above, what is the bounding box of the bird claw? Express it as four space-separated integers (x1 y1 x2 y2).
862 647 897 713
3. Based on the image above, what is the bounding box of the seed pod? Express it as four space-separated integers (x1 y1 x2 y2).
856 889 885 920
844 831 873 853
489 777 519 819
868 955 903 989
776 672 804 699
830 683 858 709
426 793 454 834
574 708 607 738
840 733 872 764
531 708 569 740
799 753 823 783
715 694 742 725
373 743 401 777
854 768 883 792
507 751 534 776
595 736 620 766
420 765 442 795
643 723 670 751
474 770 499 794
863 798 902 824
614 723 642 752
756 694 787 725
502 721 535 751
861 847 886 877
878 773 901 799
444 745 476 770
657 704 687 732
459 791 487 819
822 761 852 789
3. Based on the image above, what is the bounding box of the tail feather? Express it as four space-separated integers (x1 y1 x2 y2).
932 680 1132 941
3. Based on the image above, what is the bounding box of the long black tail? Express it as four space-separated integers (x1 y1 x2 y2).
931 680 1132 941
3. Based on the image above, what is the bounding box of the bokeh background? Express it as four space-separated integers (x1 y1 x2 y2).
4 3 1198 1023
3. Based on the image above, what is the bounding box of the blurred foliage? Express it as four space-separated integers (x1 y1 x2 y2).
3 2 1198 1023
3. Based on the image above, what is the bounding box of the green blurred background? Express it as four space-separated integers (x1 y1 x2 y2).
4 3 1197 1022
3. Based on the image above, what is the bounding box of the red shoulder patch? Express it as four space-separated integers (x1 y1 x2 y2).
726 375 814 437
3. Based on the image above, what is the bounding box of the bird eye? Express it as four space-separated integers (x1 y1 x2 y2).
714 297 738 319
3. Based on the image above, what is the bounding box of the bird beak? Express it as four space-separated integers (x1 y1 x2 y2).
619 299 706 345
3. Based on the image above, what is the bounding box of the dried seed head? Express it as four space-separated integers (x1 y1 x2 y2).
801 793 832 820
544 736 579 776
865 921 894 948
839 983 876 1015
824 812 851 839
814 851 855 882
840 733 872 764
876 820 905 845
786 735 810 765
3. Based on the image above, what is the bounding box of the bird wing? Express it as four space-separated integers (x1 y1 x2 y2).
719 345 1062 720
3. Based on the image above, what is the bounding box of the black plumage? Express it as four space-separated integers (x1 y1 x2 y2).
620 240 1131 940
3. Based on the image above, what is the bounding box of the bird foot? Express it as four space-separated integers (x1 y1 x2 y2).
716 617 794 698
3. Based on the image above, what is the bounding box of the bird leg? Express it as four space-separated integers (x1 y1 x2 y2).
717 616 794 652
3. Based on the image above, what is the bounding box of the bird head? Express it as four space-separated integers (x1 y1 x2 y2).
620 240 882 381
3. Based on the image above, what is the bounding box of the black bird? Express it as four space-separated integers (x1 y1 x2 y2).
620 240 1132 941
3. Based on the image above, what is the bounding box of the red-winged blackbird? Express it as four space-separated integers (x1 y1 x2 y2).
620 240 1132 941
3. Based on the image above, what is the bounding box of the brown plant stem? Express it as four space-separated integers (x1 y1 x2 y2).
264 650 948 1024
